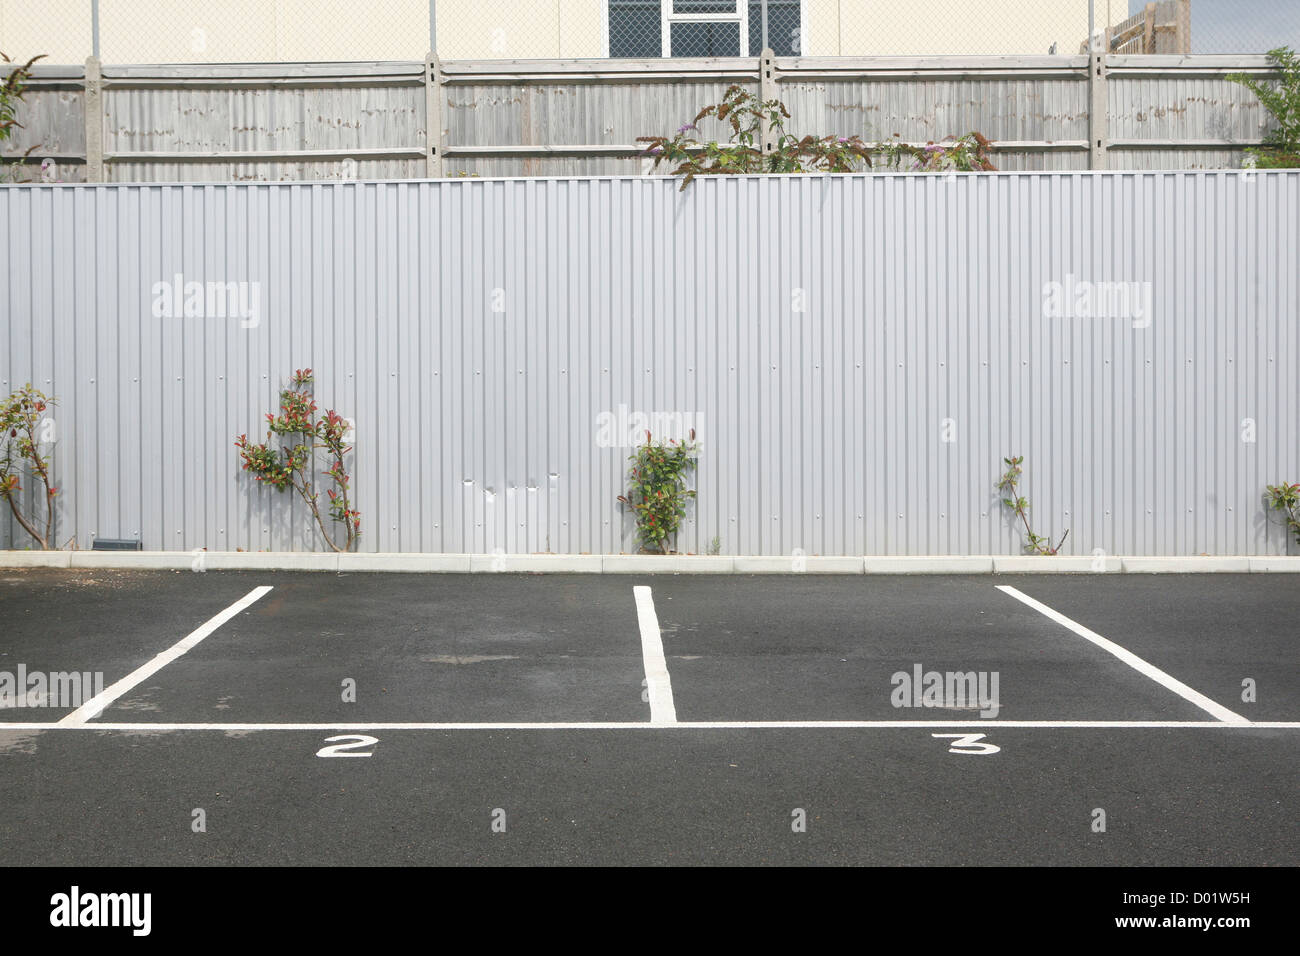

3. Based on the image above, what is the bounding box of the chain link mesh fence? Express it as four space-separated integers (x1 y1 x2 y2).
3 0 431 64
1 1 1296 64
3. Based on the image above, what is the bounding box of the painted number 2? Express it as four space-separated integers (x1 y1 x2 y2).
316 734 378 758
932 733 1000 755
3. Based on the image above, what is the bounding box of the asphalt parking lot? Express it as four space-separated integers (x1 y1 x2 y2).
0 569 1295 865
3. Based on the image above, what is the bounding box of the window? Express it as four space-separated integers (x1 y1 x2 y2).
608 0 803 57
747 0 802 56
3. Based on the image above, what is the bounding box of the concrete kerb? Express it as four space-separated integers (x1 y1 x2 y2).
1 551 1298 573
0 550 72 568
866 556 995 574
1121 556 1253 573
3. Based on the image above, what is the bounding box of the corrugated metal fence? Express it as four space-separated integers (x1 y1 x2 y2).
2 171 1297 555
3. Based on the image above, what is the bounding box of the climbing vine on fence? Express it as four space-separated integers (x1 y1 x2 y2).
618 430 699 554
235 369 360 552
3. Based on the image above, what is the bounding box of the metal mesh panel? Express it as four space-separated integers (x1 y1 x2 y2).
0 1 1294 64
0 0 94 66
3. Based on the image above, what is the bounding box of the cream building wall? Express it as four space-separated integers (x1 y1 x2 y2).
2 0 1093 64
806 0 1091 55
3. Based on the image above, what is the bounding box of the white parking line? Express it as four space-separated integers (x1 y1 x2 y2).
996 585 1250 725
58 586 273 726
634 585 677 725
1 720 1297 731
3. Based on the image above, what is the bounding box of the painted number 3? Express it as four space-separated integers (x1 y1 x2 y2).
316 734 378 758
931 733 1000 755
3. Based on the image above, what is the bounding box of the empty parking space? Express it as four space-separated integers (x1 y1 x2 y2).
992 576 1300 723
0 571 265 722
650 576 1219 722
92 574 653 724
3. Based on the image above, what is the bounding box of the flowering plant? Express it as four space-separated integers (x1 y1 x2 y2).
235 369 360 551
0 384 58 549
617 430 699 553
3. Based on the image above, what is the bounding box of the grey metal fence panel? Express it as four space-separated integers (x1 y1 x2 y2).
2 171 1298 555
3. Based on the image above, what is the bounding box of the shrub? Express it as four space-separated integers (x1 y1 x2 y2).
638 85 995 190
638 85 876 190
1 52 46 183
235 369 360 552
1265 482 1300 547
997 455 1069 555
0 384 58 549
876 132 997 172
1228 47 1300 169
617 430 699 554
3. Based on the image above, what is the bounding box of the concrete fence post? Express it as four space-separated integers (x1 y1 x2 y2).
426 52 444 178
84 56 104 183
760 48 778 156
1089 46 1108 170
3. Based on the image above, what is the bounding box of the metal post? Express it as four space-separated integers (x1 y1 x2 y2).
92 0 101 59
428 0 437 58
1088 0 1094 52
761 0 769 54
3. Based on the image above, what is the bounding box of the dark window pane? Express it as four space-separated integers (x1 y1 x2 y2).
609 0 663 57
748 0 802 55
671 20 741 56
673 1 737 12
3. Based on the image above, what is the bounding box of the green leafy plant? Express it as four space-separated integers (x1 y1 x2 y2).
638 85 877 190
235 369 360 552
617 430 699 554
707 534 721 556
1265 482 1300 547
1228 47 1300 169
638 85 995 190
0 384 58 549
997 455 1069 555
1 52 45 183
876 132 998 172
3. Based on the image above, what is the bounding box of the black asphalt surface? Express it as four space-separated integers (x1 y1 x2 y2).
0 569 1296 865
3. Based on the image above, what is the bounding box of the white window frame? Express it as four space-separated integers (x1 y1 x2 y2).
601 1 808 59
662 1 748 57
